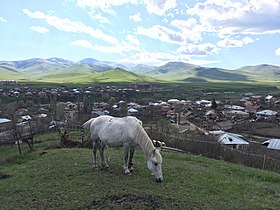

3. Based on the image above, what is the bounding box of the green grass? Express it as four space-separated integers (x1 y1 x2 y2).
90 68 157 83
0 68 27 80
1 132 280 209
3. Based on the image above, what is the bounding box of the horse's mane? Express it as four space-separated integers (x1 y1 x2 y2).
82 118 95 130
132 119 155 158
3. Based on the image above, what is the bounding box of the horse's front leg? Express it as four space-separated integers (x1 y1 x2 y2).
123 145 130 175
128 146 135 172
99 143 109 168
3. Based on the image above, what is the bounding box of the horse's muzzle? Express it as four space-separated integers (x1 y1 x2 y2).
156 178 163 182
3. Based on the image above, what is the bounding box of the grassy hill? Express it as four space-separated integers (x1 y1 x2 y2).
195 67 252 81
147 62 197 81
1 132 280 209
236 64 280 81
1 58 280 84
149 62 198 74
146 63 252 82
37 64 102 83
90 68 160 83
0 66 27 80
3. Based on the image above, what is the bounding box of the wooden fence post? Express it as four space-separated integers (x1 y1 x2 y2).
262 154 266 170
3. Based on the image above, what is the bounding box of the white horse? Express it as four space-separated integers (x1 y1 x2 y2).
83 115 163 182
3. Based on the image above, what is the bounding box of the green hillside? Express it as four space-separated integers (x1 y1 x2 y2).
236 64 280 81
148 67 250 82
1 132 280 209
1 58 280 83
40 68 159 83
195 67 252 81
0 66 26 80
147 62 197 81
91 68 158 83
149 62 198 74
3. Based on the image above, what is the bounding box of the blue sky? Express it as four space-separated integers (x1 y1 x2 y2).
0 0 280 69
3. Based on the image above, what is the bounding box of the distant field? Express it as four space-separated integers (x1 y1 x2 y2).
1 132 280 209
2 79 279 93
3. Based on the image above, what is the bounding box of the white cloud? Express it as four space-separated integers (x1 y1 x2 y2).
77 0 138 13
137 25 184 44
71 39 94 48
171 18 204 43
217 36 254 48
275 48 280 56
242 36 255 45
72 39 126 53
189 59 220 66
163 18 168 23
23 9 117 44
178 43 219 56
30 26 49 33
126 34 140 46
119 50 220 66
77 0 176 16
71 39 141 54
0 16 7 23
129 13 142 22
137 20 204 45
143 0 177 16
119 51 179 66
88 11 109 23
187 0 280 36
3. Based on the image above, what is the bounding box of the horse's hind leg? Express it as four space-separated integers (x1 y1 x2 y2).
128 146 135 172
92 140 98 169
99 143 109 169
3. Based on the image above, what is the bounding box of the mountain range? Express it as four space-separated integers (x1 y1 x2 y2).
1 57 280 83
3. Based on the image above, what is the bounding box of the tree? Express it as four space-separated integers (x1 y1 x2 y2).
3 102 22 155
211 99 218 110
56 102 65 120
108 96 116 114
119 101 127 117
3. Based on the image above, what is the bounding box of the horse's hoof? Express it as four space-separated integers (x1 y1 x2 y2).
128 167 134 172
101 164 109 170
124 170 131 175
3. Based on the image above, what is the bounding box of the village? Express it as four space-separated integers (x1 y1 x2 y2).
1 82 280 172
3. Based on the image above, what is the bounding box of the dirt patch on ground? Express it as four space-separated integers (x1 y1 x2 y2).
0 172 11 179
75 194 181 210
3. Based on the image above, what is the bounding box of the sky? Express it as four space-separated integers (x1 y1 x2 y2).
0 0 280 69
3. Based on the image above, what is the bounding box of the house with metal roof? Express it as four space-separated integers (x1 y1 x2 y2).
256 110 278 121
0 118 11 124
262 139 280 150
209 130 249 149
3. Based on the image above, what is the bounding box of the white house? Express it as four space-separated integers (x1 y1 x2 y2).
0 118 11 124
0 117 12 132
209 130 249 149
256 110 278 121
127 108 139 114
265 95 273 103
262 139 280 150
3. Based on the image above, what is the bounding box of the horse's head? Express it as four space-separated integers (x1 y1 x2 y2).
147 149 163 182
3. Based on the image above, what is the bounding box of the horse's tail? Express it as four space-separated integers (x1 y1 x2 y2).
82 118 95 130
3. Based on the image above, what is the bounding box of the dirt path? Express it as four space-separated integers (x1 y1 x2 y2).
175 120 208 134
